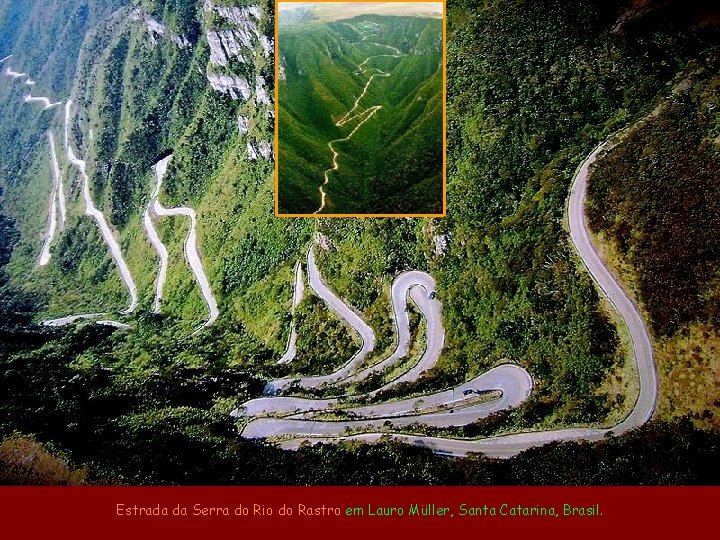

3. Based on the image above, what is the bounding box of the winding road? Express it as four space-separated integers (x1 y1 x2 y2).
278 260 305 364
143 158 171 314
240 260 454 413
3 37 657 458
4 66 26 78
3 55 219 327
38 132 66 267
65 100 138 314
48 131 67 225
238 134 658 458
264 247 376 394
240 364 531 436
3 56 132 327
144 154 219 329
314 38 405 214
23 94 62 109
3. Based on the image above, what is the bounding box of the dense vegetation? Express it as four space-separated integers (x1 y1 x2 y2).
277 15 443 214
0 315 718 484
587 51 720 429
588 64 720 337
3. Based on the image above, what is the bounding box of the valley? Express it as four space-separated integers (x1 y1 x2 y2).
277 12 444 215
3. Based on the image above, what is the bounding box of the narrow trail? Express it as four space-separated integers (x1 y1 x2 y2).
64 100 138 314
146 154 219 329
278 260 305 364
314 39 405 214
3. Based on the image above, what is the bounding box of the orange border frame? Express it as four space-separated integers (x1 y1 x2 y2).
273 0 447 218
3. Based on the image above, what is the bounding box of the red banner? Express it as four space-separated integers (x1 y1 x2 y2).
0 486 716 538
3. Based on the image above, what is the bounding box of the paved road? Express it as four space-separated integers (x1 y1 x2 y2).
48 132 67 225
148 155 219 329
143 157 171 314
241 135 658 457
278 260 305 364
38 132 66 267
264 247 376 394
38 135 60 267
371 282 444 394
567 140 657 433
4 66 26 78
263 248 451 396
42 314 103 326
264 247 375 391
240 364 532 438
344 271 439 385
23 94 61 109
65 100 139 314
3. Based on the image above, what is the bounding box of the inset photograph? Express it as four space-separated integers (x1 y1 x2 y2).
275 1 445 216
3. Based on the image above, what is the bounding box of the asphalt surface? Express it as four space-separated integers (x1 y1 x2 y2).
264 247 376 394
278 260 305 364
241 365 532 438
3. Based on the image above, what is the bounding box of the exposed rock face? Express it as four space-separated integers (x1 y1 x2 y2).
260 35 274 57
247 139 274 161
207 30 248 65
207 73 251 100
434 234 449 257
255 75 271 105
204 1 269 64
203 2 274 102
237 115 249 134
131 8 191 49
258 140 273 160
247 140 258 160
